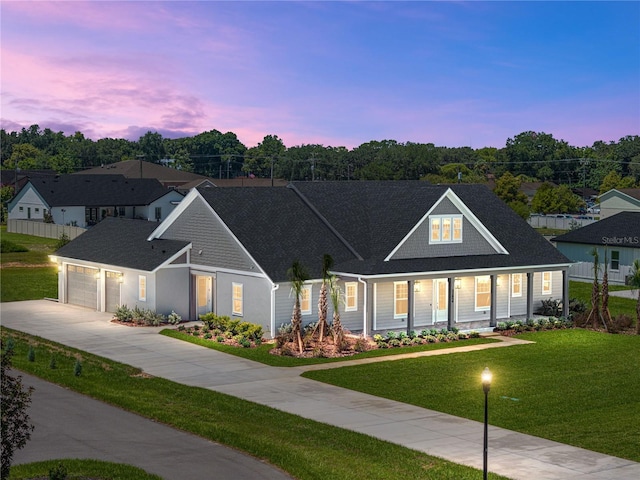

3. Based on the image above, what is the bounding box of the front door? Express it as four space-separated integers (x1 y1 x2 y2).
433 279 448 323
196 275 213 317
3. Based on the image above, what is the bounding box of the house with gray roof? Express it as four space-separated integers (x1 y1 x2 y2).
51 181 571 337
599 188 640 219
552 211 640 284
7 174 184 227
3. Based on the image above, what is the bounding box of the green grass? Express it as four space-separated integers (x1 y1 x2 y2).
160 328 497 366
9 459 162 480
0 267 58 302
1 328 508 480
1 227 59 302
535 227 568 236
570 280 638 318
303 329 640 462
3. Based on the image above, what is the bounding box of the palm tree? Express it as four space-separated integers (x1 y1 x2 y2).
585 247 605 330
629 259 640 335
601 249 612 328
287 260 309 354
314 254 333 343
329 275 345 350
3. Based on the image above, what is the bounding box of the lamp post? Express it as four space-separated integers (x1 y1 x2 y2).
482 367 492 480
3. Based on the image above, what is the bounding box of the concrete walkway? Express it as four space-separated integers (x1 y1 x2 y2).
2 300 639 480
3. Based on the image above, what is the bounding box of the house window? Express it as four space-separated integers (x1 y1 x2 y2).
453 217 462 241
118 207 126 217
611 251 620 271
232 283 243 316
155 207 162 220
430 215 463 243
19 206 23 211
35 207 40 213
511 273 522 297
475 276 491 310
300 285 312 315
430 218 440 242
542 271 552 295
138 275 147 302
345 282 358 312
394 282 408 318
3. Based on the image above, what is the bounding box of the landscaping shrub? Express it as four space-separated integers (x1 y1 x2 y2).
55 233 71 250
536 298 562 316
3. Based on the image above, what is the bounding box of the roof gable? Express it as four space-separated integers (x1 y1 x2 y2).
386 188 508 261
55 218 190 272
599 188 640 206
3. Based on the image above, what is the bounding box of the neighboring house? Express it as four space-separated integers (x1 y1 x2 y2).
599 188 640 219
51 182 571 338
77 159 288 191
552 212 640 284
1 169 56 193
77 160 210 189
7 174 184 227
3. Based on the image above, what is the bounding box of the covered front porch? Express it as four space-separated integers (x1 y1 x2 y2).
362 269 570 335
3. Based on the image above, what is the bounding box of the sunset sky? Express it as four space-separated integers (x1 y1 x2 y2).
1 1 638 149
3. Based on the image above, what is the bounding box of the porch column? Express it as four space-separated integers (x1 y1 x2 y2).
448 277 455 330
562 269 569 318
490 274 497 328
526 272 534 319
407 280 414 335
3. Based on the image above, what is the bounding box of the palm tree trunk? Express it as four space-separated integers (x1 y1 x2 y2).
636 290 640 335
316 282 328 342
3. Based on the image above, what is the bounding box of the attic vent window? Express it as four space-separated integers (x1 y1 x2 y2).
430 215 463 244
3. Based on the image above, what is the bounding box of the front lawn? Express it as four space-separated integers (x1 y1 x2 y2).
2 329 508 480
0 267 58 302
570 280 637 319
303 329 640 462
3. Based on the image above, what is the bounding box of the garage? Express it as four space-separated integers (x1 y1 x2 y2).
66 264 98 309
105 271 121 313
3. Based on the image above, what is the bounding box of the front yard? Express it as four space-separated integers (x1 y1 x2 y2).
303 329 640 462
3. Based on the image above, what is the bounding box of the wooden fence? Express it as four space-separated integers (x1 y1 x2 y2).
7 219 86 240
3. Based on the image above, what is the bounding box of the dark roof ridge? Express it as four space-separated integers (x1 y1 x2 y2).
286 183 364 261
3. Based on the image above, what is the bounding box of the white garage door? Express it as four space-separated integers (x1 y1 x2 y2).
105 271 121 313
67 265 98 309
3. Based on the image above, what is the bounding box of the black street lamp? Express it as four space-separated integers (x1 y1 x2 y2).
482 367 492 480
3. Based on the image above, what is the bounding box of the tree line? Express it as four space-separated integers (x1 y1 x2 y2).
2 125 639 195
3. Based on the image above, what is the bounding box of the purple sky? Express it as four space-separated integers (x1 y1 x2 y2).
1 1 639 149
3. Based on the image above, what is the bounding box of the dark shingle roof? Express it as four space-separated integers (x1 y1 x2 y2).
552 212 640 247
199 182 570 281
198 187 357 281
55 218 189 271
28 174 176 207
77 160 208 185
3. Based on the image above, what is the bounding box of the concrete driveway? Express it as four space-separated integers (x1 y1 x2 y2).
2 300 639 480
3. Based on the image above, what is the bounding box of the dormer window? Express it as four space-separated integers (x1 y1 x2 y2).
430 215 462 244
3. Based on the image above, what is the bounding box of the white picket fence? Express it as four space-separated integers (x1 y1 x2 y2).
569 262 632 285
7 219 86 240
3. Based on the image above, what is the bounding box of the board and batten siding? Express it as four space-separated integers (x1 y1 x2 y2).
161 196 259 272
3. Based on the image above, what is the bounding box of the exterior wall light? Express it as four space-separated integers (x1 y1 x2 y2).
454 278 462 289
414 280 421 292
